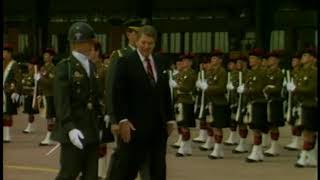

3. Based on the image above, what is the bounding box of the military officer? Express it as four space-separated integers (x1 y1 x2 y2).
169 53 197 157
287 48 317 168
193 55 210 144
21 58 39 134
232 55 250 154
263 50 285 157
198 56 215 151
237 48 269 162
3 43 22 143
199 49 230 159
284 53 303 151
170 56 184 148
51 22 102 180
224 57 240 146
38 48 56 145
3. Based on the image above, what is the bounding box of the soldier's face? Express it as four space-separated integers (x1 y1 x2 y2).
43 53 52 63
267 57 278 67
136 34 155 57
249 55 258 67
227 62 235 71
301 53 313 64
3 50 12 61
210 56 221 66
291 58 300 68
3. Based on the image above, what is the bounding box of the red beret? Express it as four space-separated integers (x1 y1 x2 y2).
291 52 301 59
248 48 265 57
43 48 56 56
3 43 14 52
28 57 38 65
301 47 317 57
210 49 223 57
266 49 284 58
179 52 195 60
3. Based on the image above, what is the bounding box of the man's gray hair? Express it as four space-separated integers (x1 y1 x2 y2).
137 25 157 41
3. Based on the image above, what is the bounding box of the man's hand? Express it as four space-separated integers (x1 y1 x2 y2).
119 121 136 143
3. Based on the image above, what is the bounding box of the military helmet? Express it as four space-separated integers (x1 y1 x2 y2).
68 22 95 42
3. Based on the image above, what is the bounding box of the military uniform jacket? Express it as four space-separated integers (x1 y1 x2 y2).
243 65 268 102
173 68 197 104
51 55 101 144
38 63 55 96
21 72 35 96
205 66 228 106
3 60 22 95
105 45 135 116
264 67 284 99
293 63 317 107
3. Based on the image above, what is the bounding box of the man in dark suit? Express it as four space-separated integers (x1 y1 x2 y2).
52 22 102 180
108 25 175 180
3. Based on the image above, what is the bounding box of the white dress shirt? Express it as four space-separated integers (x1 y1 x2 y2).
72 51 90 77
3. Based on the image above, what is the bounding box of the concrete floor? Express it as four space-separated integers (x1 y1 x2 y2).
3 113 317 180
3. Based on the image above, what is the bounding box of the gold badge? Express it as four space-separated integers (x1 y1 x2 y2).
183 75 187 79
303 76 308 81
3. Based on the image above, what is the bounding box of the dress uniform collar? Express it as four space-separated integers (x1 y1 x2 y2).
72 51 90 77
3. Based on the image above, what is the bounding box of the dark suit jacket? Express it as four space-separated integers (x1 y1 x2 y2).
52 55 101 144
113 51 174 143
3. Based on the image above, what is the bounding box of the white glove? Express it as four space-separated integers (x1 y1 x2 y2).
200 81 208 91
226 82 235 90
11 93 20 103
237 84 245 94
282 79 287 87
286 82 296 92
34 73 41 81
196 80 202 89
104 115 110 128
68 129 84 149
169 80 178 88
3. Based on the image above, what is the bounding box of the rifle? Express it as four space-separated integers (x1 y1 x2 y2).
235 71 243 122
226 72 231 103
193 71 201 113
198 70 205 119
286 70 292 122
32 65 38 109
168 70 174 105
